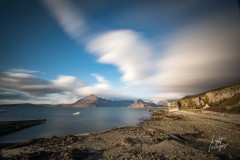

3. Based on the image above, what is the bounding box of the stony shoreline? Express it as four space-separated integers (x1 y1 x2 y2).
1 110 240 160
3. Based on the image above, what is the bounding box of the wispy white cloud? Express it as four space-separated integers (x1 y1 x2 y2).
38 0 240 102
86 11 240 101
0 69 126 104
151 13 240 98
7 69 39 74
42 0 87 41
91 73 108 84
75 73 115 98
0 70 60 97
52 75 84 90
0 88 32 100
87 30 154 86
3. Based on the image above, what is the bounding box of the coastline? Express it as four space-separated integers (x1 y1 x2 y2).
1 110 240 159
0 107 150 143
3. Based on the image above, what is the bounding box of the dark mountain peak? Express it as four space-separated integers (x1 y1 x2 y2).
71 95 133 107
131 99 161 108
136 99 144 103
84 94 99 101
131 99 147 108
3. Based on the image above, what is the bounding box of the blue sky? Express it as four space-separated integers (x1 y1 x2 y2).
0 0 240 104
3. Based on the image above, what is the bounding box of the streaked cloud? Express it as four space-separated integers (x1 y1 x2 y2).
86 10 240 100
87 30 154 86
0 88 32 100
91 73 108 84
1 0 238 103
0 70 60 96
151 12 240 99
52 75 85 91
0 69 125 104
42 0 87 41
6 69 39 74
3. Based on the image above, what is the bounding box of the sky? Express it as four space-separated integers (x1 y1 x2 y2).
0 0 240 104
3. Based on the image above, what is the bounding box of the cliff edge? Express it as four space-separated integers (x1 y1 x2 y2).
178 84 240 113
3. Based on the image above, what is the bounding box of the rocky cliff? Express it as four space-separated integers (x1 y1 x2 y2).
156 101 168 107
71 94 133 107
178 84 240 113
166 101 179 112
130 99 158 108
131 99 148 108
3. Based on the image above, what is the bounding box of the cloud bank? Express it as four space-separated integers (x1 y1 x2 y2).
0 69 124 104
152 13 240 98
1 0 239 103
87 30 154 86
87 12 240 100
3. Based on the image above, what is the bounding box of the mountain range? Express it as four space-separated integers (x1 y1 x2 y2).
70 94 134 107
130 99 159 108
1 94 163 108
1 84 239 112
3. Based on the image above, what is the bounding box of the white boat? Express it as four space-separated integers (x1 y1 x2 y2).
73 112 80 115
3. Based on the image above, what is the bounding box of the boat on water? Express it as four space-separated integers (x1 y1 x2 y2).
73 112 80 115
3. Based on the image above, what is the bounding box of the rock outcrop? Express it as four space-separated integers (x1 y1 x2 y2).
166 102 179 112
130 99 158 108
178 84 240 112
71 94 99 107
131 99 148 108
71 94 134 107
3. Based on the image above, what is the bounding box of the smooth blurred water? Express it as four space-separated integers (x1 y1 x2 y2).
0 106 151 143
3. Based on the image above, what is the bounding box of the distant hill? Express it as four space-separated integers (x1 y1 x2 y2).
0 95 134 108
70 94 134 107
130 99 159 108
130 99 147 108
147 101 158 107
178 83 240 113
156 101 168 107
0 103 45 107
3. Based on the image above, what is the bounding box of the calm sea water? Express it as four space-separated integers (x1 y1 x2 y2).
0 106 152 143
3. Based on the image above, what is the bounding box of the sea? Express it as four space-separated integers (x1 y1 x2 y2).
0 106 156 143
